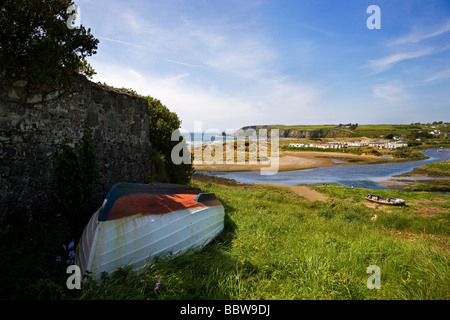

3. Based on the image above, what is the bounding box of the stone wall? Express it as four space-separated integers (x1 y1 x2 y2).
0 71 153 224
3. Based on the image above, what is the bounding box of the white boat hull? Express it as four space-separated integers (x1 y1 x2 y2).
75 183 225 279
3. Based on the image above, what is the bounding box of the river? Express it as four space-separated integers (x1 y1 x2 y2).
198 148 450 190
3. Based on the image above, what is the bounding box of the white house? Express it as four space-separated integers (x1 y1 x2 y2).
289 143 306 148
344 141 363 147
385 141 408 149
368 140 388 149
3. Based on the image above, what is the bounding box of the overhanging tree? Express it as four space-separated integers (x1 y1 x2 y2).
0 0 99 83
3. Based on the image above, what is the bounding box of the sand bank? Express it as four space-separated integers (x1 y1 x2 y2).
194 150 384 172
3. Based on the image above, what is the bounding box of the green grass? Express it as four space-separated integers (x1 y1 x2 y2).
2 178 449 300
351 124 427 138
245 124 432 138
242 124 337 131
78 180 448 300
403 180 450 192
316 186 450 236
416 161 450 177
396 160 450 178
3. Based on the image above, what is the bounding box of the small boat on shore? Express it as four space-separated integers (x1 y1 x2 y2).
365 194 406 206
75 183 224 279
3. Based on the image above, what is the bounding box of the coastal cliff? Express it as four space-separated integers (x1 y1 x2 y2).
238 125 353 138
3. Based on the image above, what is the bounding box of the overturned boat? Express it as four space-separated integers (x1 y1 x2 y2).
365 194 406 206
75 183 224 279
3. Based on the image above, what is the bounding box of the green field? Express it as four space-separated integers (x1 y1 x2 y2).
418 160 450 176
74 176 450 299
351 124 426 137
241 123 438 139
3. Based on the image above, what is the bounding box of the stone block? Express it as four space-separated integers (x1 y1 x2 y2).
18 187 37 202
27 94 43 104
44 90 60 101
86 110 99 126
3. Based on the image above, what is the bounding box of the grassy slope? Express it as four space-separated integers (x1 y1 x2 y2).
242 124 430 138
406 160 450 177
75 176 449 300
351 124 426 137
393 160 450 192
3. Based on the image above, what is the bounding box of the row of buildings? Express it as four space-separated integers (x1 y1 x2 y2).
288 140 408 150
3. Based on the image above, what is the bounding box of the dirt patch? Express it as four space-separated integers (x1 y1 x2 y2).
411 198 448 205
279 185 329 201
192 173 329 201
361 201 394 212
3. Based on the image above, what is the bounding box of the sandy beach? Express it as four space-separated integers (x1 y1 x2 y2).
194 150 385 172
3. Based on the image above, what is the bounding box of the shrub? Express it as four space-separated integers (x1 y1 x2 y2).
54 129 99 233
392 147 426 159
145 96 194 184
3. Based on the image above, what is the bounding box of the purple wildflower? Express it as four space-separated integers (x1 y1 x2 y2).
154 276 161 290
57 240 76 265
68 239 75 250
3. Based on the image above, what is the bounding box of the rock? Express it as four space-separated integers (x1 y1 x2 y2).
44 90 60 101
12 80 28 87
27 94 43 104
8 89 20 100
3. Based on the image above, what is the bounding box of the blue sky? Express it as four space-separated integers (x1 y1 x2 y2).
77 0 450 131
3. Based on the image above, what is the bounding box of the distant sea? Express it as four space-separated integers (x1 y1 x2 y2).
181 132 286 147
182 132 227 147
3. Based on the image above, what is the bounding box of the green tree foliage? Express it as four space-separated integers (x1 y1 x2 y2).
392 147 426 160
54 129 99 233
145 96 194 184
0 0 98 83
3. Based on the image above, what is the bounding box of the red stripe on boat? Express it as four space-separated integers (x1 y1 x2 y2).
106 193 219 221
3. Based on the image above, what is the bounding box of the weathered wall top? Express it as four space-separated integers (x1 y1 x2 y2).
0 71 153 224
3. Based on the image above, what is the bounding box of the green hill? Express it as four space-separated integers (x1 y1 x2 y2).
238 123 445 139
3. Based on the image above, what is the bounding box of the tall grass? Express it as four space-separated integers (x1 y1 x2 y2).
74 180 449 300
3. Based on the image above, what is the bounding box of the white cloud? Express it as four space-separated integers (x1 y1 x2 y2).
166 59 205 69
366 21 450 77
98 36 147 50
184 19 278 81
127 68 143 79
366 48 435 74
387 20 450 46
85 4 323 130
89 58 321 130
424 68 450 82
372 84 410 103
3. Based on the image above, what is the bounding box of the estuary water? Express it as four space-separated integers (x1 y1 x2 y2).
198 148 450 190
